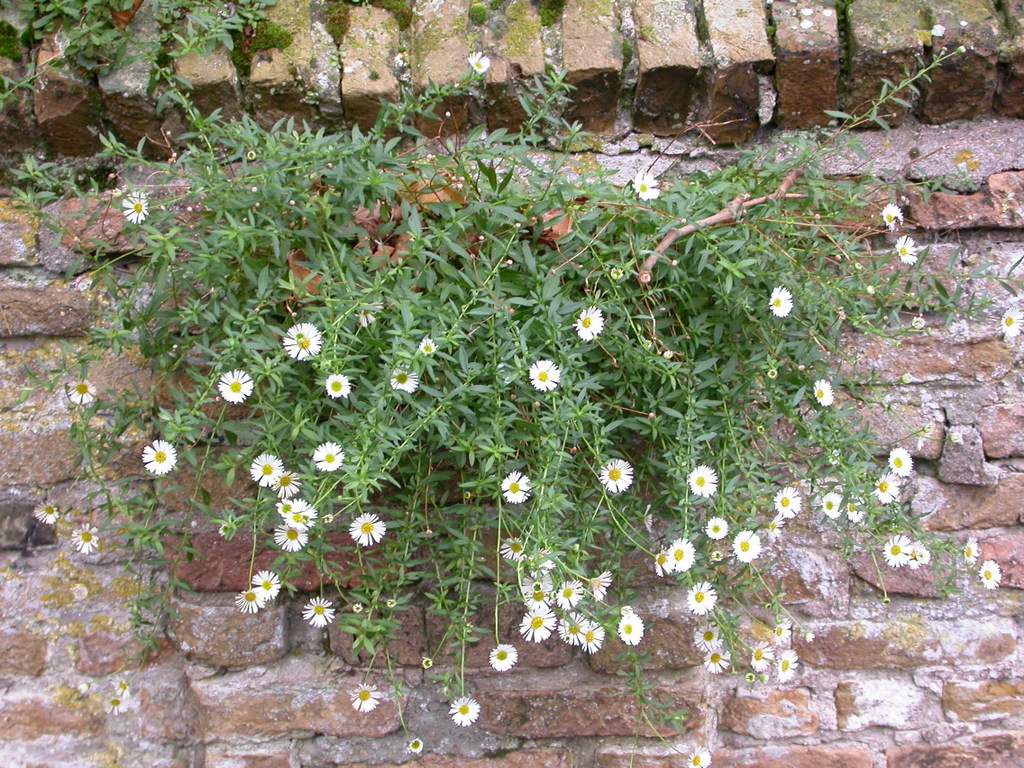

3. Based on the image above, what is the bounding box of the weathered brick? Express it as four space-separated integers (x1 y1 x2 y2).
835 678 934 731
334 751 571 768
0 283 91 337
909 171 1024 229
0 695 104 739
632 0 700 136
848 333 1014 384
341 7 400 131
57 195 132 254
721 688 819 738
0 631 47 676
916 474 1023 531
484 0 545 131
938 426 998 486
701 0 773 144
844 0 922 124
174 47 241 119
943 679 1024 722
978 404 1024 457
0 201 39 266
34 37 105 156
918 0 1000 123
138 662 192 741
332 603 426 668
250 0 319 130
173 531 365 592
0 58 36 153
854 397 945 460
980 530 1024 589
590 613 702 673
202 749 292 768
715 746 873 768
997 1 1024 115
850 551 941 598
171 592 289 667
770 0 839 128
412 0 472 133
773 545 851 618
189 656 401 740
478 682 702 738
887 732 1024 768
0 428 80 486
562 0 622 134
76 631 135 676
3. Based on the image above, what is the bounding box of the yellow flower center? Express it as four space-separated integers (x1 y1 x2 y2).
509 483 520 494
608 468 622 482
359 689 370 700
262 465 275 476
230 382 242 392
695 592 705 603
459 705 470 715
76 384 90 395
155 451 166 463
582 317 592 328
287 530 298 540
397 374 407 383
361 523 374 535
538 372 548 381
1006 317 1015 327
262 581 272 590
585 631 595 642
879 482 889 493
280 476 292 487
754 650 763 660
563 589 573 599
497 651 507 660
740 542 750 552
781 660 790 672
891 545 901 556
133 203 143 214
696 477 706 487
531 617 543 630
325 454 335 463
296 334 310 349
894 458 903 468
781 497 790 507
623 624 633 635
245 592 256 603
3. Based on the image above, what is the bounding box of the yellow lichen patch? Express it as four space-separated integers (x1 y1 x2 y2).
883 612 928 651
953 149 981 171
0 200 40 251
41 554 103 608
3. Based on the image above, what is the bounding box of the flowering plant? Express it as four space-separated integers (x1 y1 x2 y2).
16 52 1014 754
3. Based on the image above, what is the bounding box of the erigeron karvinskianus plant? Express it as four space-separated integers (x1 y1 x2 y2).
18 50 1015 755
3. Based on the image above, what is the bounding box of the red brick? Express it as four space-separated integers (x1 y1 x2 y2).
720 689 819 738
0 429 81 486
632 0 700 136
887 732 1024 768
483 0 546 132
716 746 873 768
0 696 103 739
835 678 933 731
590 613 702 673
34 37 105 155
943 679 1024 722
909 171 1024 230
171 593 289 667
0 632 47 676
335 751 571 768
0 283 91 337
595 753 704 768
917 474 1023 531
203 752 292 768
978 404 1024 457
854 398 945 460
57 195 131 253
848 333 1014 384
980 531 1024 589
562 0 622 134
333 603 427 668
771 0 840 128
477 682 702 738
844 0 921 124
76 631 135 676
850 551 941 598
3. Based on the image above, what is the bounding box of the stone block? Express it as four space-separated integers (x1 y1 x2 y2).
980 530 1024 589
978 404 1024 457
0 201 38 266
918 0 1000 123
341 6 400 131
847 333 1014 384
916 474 1023 531
938 426 998 486
171 592 289 667
57 194 131 254
632 0 700 135
770 0 840 128
189 656 401 740
0 496 41 550
174 47 241 118
203 751 292 768
251 0 319 130
0 57 36 153
844 0 923 124
715 746 873 768
331 603 426 668
477 681 702 737
887 734 1024 768
412 0 472 134
909 170 1024 229
0 631 47 676
720 688 819 738
0 427 80 486
854 397 945 460
850 551 941 598
700 0 773 144
562 0 622 134
0 283 91 337
33 36 105 156
835 678 934 731
0 694 103 740
589 613 702 673
997 1 1024 115
333 752 571 768
943 679 1024 722
484 0 545 131
76 630 136 676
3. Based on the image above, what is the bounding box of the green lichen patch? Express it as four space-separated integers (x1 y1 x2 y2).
539 0 567 26
0 20 22 61
230 20 295 77
469 2 488 25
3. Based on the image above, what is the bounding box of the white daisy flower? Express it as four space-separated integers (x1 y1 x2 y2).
282 323 323 360
964 537 979 566
773 619 792 645
558 613 586 646
688 747 712 768
769 286 793 317
907 541 931 570
820 492 843 519
589 571 613 601
501 471 532 504
668 537 696 574
521 575 551 610
895 236 918 265
599 459 634 494
555 580 585 610
250 453 285 487
888 447 914 477
767 513 786 542
467 52 490 74
881 203 903 231
107 692 129 715
705 516 728 540
654 550 672 577
500 537 526 562
575 307 605 341
235 588 263 614
489 643 518 671
520 606 556 643
450 696 480 727
71 526 99 554
33 504 59 525
750 642 775 673
528 360 560 392
688 464 718 498
733 531 762 563
390 369 419 393
274 526 308 552
686 581 717 615
121 191 148 224
1001 306 1023 340
218 370 253 404
617 609 644 646
846 499 865 523
774 487 802 518
632 170 660 201
883 534 913 568
252 570 281 602
580 620 605 653
350 684 381 713
313 442 344 472
325 374 352 399
704 649 730 673
349 513 387 547
278 499 317 530
777 649 799 682
68 380 97 405
356 308 377 328
813 379 834 407
693 626 720 652
143 439 177 475
873 473 900 505
273 471 302 499
303 596 336 628
979 559 1001 589
418 336 438 354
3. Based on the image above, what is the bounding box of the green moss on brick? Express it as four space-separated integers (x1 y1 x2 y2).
469 2 488 25
372 0 413 30
230 20 294 77
0 20 22 62
539 0 566 26
325 1 352 45
621 39 633 67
